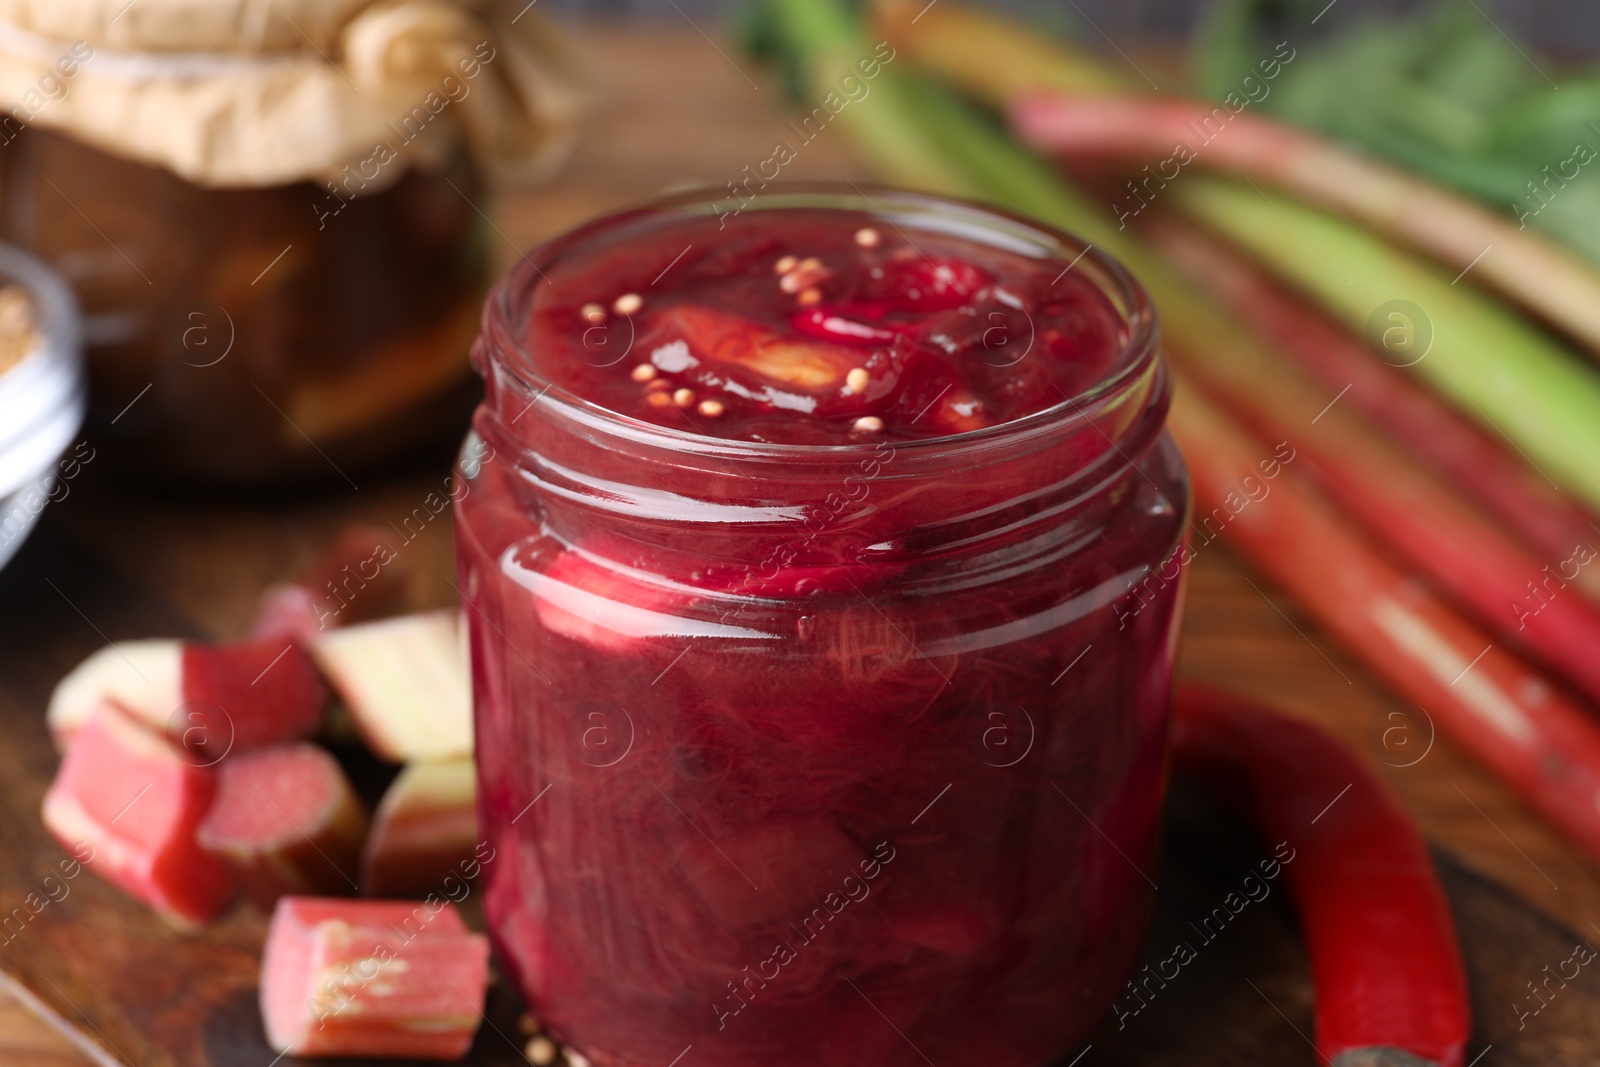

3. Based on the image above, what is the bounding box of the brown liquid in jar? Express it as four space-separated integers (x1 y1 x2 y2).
0 128 488 484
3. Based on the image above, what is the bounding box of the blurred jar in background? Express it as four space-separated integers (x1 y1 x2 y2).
0 0 585 484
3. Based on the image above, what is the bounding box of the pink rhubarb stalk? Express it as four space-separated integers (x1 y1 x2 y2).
1150 216 1600 600
1170 385 1600 865
1150 247 1600 706
1175 685 1469 1067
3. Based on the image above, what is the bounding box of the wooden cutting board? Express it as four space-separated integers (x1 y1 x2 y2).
2 489 1599 1066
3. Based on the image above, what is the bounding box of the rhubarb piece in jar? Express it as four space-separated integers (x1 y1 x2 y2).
459 188 1187 1067
197 743 368 908
259 896 490 1060
41 702 235 928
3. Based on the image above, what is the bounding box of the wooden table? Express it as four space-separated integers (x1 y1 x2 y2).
4 24 1599 1065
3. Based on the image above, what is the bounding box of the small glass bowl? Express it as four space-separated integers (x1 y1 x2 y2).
0 243 86 571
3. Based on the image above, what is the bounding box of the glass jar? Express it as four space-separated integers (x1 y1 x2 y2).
0 0 584 484
455 187 1188 1067
0 128 486 483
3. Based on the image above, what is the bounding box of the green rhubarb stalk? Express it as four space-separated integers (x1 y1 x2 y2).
762 0 970 196
765 1 1140 263
1155 234 1600 706
1149 216 1600 592
867 0 1600 515
870 0 1127 103
847 72 1273 376
870 0 1139 104
1009 94 1600 361
871 60 1600 698
1173 384 1600 867
1174 175 1600 514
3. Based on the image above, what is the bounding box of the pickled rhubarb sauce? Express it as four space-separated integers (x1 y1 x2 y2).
523 207 1126 444
456 189 1188 1067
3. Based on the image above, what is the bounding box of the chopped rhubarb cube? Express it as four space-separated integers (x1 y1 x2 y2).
47 639 182 750
260 896 489 1060
197 743 368 908
310 611 472 762
47 636 327 754
362 760 478 896
41 702 235 928
252 525 410 643
183 638 328 750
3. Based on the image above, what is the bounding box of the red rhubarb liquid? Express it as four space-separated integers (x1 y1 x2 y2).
457 189 1187 1067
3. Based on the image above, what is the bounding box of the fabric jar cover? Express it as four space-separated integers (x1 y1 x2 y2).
0 0 588 188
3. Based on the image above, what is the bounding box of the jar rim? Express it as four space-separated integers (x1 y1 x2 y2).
477 183 1162 464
